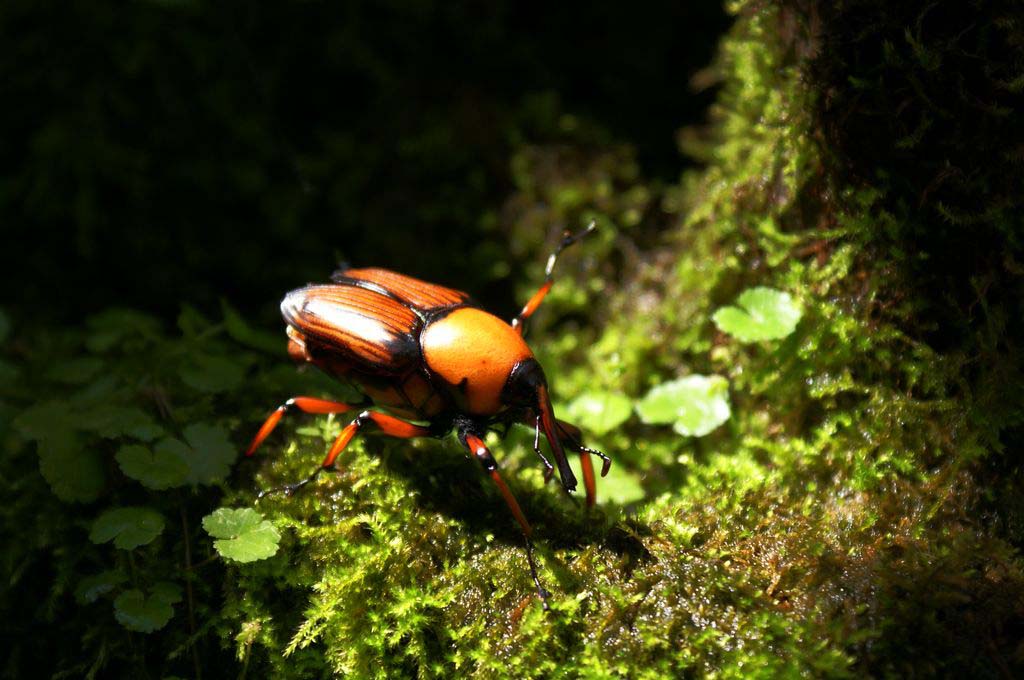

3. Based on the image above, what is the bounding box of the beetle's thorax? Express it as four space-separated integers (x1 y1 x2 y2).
420 307 534 416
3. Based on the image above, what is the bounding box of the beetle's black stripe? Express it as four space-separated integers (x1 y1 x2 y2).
336 267 469 313
330 275 428 320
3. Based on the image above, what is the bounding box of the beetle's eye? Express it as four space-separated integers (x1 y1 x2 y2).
502 358 547 408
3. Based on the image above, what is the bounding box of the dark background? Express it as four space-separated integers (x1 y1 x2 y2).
1 0 729 324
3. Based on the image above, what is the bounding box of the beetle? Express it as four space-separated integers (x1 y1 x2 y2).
245 221 610 609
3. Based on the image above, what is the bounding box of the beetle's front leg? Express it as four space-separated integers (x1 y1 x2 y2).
257 410 429 499
522 414 611 507
463 433 551 611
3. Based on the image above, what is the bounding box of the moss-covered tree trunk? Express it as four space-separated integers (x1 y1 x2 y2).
4 1 1023 677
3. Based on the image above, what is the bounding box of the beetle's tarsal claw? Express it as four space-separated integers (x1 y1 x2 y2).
256 468 323 500
523 536 551 612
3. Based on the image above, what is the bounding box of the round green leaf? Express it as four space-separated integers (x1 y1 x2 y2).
179 354 246 393
113 586 178 633
38 431 105 503
90 507 165 550
83 405 163 441
45 357 105 385
636 375 732 437
222 300 286 354
115 444 189 490
565 391 633 436
75 570 128 604
157 422 236 485
203 508 281 563
712 287 803 342
15 401 80 441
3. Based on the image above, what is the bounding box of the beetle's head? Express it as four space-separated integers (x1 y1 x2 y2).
502 359 578 494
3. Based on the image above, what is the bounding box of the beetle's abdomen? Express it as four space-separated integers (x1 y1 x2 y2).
421 308 534 416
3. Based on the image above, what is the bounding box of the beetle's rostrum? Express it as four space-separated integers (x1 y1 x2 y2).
246 221 609 610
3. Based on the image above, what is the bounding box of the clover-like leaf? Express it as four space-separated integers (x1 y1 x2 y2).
157 422 236 485
636 375 731 437
45 357 105 385
90 507 165 550
83 404 163 441
203 508 281 563
565 391 632 436
75 570 128 604
116 444 190 490
222 300 285 354
113 582 181 633
712 287 802 342
179 354 246 393
38 431 105 503
14 400 80 441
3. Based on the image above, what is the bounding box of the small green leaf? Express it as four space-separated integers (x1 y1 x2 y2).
565 391 632 436
636 375 732 437
75 570 128 604
14 401 80 441
712 287 803 342
222 300 285 354
598 464 646 505
203 508 281 563
85 309 162 352
114 585 179 633
45 357 105 384
116 444 190 490
150 581 183 605
90 507 165 549
177 304 213 337
38 431 105 503
83 405 163 441
157 423 236 485
180 354 246 393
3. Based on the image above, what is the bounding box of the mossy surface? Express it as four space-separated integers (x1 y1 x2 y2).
3 1 1024 678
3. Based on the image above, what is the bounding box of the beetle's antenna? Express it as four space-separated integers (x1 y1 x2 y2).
511 220 598 335
545 220 597 279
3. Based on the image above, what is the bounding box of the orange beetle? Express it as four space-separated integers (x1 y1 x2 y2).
246 222 610 608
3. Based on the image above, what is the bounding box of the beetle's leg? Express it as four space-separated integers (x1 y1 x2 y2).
257 411 429 499
520 413 611 507
464 433 551 611
245 397 358 456
531 415 556 484
510 221 597 336
555 419 612 508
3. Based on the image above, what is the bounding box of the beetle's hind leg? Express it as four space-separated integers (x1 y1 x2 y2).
463 433 551 611
256 410 430 499
510 220 597 336
245 396 360 457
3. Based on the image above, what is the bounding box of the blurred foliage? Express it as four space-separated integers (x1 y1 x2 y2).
0 0 727 324
4 0 1024 678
